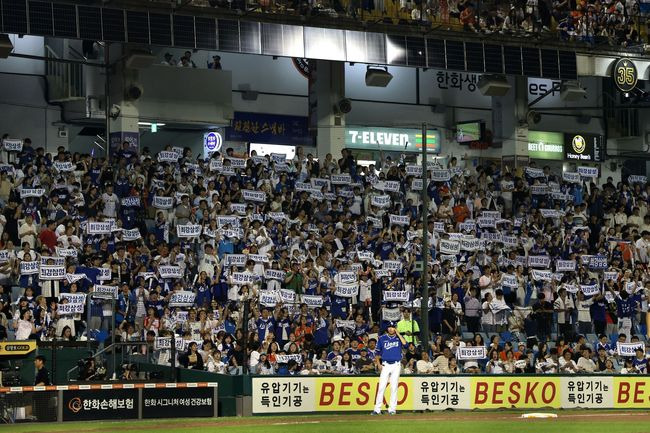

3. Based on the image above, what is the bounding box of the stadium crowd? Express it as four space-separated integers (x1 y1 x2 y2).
1 136 650 377
192 0 646 48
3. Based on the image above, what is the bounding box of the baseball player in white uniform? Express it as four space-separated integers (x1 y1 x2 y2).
372 321 407 415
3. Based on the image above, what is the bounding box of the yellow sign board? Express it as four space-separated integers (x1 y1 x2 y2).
0 340 37 356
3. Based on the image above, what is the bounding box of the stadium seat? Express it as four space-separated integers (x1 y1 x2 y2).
462 332 474 341
11 286 23 303
500 331 513 342
586 334 598 344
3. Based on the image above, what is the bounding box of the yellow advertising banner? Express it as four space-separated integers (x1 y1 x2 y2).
0 340 37 356
251 375 648 414
613 377 650 408
314 377 414 411
469 377 561 409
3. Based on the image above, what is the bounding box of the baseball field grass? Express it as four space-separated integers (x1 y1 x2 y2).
4 411 650 433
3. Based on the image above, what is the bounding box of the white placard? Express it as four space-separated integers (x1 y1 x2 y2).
225 254 247 267
169 291 196 307
3 138 23 151
563 172 581 183
382 308 402 322
556 260 576 272
19 261 39 275
53 161 74 172
501 274 518 288
383 290 409 302
264 269 286 281
39 265 65 280
528 256 551 268
20 188 46 198
457 346 487 360
121 196 141 207
232 272 255 284
152 196 174 209
158 151 180 162
86 221 112 235
334 285 358 297
617 342 644 357
440 239 461 255
93 285 118 299
242 189 267 203
389 214 410 226
628 175 647 184
578 166 599 178
122 228 142 241
580 284 600 296
177 224 202 238
371 195 391 208
159 266 183 279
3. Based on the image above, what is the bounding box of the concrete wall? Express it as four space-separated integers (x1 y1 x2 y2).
0 74 66 152
0 43 632 182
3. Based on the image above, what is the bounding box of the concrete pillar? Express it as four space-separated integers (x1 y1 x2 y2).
108 61 140 153
313 60 347 160
493 76 529 169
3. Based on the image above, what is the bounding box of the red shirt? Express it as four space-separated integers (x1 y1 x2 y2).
39 229 57 252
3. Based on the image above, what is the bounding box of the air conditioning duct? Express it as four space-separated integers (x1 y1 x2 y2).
477 75 511 96
560 81 587 101
365 66 393 87
125 51 156 69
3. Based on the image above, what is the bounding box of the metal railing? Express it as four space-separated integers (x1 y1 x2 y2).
66 341 157 382
162 0 648 47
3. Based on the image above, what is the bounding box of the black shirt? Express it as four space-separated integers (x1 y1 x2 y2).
35 367 51 386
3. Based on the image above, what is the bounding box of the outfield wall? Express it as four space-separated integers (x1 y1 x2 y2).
251 375 649 413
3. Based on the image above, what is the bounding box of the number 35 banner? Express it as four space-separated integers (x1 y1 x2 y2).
252 376 650 413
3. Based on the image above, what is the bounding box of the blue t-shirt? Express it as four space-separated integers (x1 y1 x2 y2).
313 318 330 346
616 297 635 318
256 317 275 341
633 357 648 373
377 334 403 362
346 348 361 362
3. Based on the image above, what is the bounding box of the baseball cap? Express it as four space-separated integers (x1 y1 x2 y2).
386 321 397 328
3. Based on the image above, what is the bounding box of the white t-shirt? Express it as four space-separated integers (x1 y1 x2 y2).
577 298 593 322
15 319 33 340
101 192 119 217
481 301 495 326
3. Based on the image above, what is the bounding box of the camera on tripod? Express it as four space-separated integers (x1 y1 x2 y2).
0 364 22 386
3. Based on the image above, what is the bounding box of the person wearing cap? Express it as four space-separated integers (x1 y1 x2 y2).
208 55 222 70
632 347 648 374
356 348 374 373
371 321 406 415
161 53 176 66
